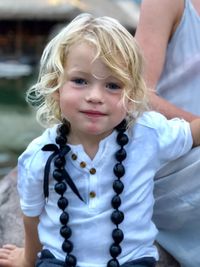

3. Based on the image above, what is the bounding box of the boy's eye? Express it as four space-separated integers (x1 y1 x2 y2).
106 82 121 90
71 78 87 85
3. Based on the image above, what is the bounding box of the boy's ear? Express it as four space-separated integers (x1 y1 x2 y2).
53 90 60 101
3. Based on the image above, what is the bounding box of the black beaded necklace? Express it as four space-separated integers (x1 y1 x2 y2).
42 119 129 267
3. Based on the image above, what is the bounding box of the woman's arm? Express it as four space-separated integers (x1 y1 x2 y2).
190 119 200 147
135 0 198 121
0 215 41 267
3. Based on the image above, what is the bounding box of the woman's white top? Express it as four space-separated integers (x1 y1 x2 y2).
157 0 200 115
17 111 193 267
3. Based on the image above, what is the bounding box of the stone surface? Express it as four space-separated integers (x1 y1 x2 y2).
0 168 24 247
0 169 180 267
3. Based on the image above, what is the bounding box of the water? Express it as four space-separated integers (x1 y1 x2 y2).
0 68 43 179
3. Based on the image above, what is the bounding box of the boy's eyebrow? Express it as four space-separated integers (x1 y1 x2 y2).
67 69 88 75
67 70 112 78
66 69 121 81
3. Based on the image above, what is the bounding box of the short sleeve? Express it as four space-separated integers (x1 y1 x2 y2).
17 127 57 217
137 111 193 165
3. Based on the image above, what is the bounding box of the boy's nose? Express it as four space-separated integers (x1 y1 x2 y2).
85 85 103 103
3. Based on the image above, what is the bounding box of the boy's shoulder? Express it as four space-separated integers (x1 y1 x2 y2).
136 111 168 128
134 110 190 137
18 125 58 174
24 124 58 153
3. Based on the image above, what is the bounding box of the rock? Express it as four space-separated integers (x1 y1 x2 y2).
0 169 180 266
0 168 24 247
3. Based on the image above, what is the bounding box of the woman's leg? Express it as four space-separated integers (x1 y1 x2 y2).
154 147 200 267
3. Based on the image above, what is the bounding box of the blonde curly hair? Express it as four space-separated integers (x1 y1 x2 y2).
26 13 148 128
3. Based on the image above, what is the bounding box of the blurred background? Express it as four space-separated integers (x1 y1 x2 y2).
0 0 141 179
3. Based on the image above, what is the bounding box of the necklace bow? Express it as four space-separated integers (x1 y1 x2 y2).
42 143 84 202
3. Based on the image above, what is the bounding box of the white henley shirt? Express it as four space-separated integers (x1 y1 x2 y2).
17 111 193 267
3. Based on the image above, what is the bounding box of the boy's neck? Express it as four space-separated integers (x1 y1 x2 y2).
68 132 112 159
67 129 113 159
83 143 99 159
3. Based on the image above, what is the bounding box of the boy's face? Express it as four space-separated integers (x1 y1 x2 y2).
54 42 128 144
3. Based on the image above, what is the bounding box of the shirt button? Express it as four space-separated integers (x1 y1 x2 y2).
89 191 96 198
80 161 86 168
71 153 77 160
89 168 96 175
